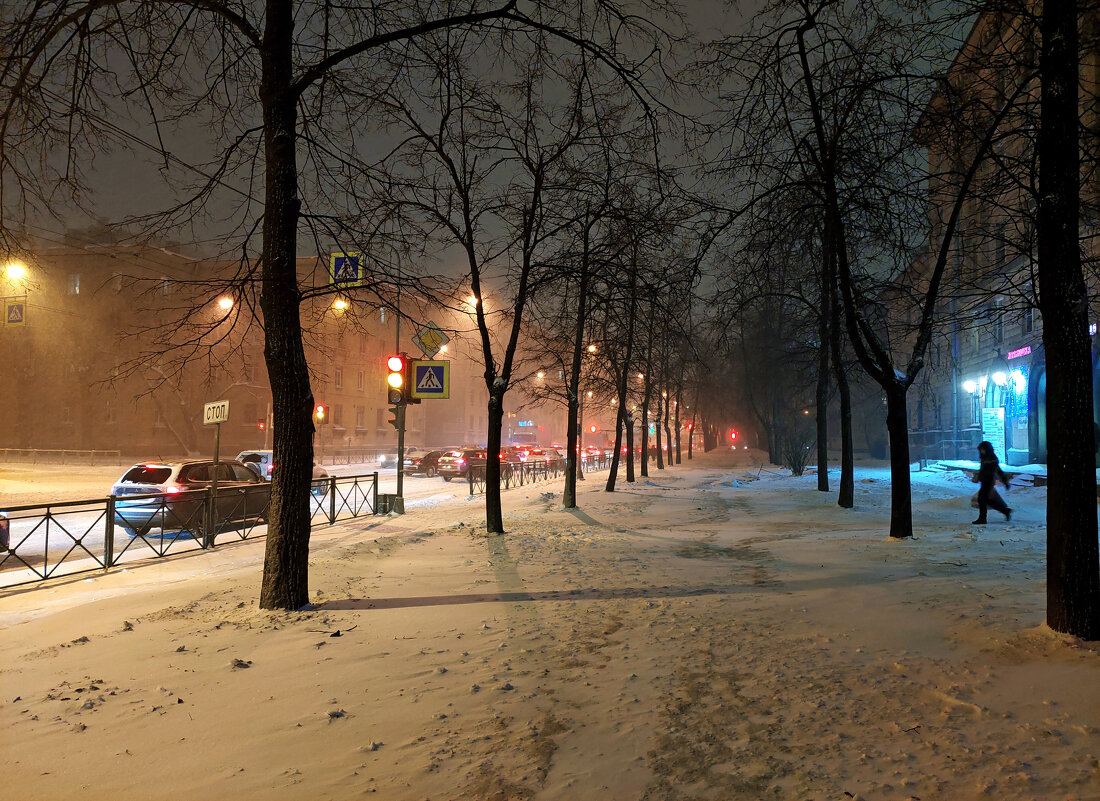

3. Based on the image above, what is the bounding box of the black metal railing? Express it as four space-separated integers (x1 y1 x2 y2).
465 454 612 495
0 472 379 589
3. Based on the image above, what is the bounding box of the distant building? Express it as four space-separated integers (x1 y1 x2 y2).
0 243 497 459
913 5 1099 465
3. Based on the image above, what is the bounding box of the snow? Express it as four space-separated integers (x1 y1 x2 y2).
2 449 1098 800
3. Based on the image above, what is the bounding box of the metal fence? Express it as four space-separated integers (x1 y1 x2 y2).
0 473 379 589
465 455 612 495
0 448 123 465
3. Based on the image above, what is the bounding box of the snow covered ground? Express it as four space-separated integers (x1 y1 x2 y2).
1 448 1097 801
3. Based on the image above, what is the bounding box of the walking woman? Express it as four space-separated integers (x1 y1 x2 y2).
973 440 1012 524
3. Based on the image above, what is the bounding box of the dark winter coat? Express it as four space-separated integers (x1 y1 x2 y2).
977 453 1009 488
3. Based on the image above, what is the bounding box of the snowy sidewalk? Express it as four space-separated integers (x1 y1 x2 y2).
2 449 1097 801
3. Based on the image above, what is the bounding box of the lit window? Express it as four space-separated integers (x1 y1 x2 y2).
66 273 80 295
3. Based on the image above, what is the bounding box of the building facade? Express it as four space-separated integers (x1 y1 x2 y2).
913 6 1099 466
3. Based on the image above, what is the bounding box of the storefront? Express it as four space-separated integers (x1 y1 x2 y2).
960 343 1039 466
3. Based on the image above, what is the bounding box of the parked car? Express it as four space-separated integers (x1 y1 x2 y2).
436 449 487 481
236 449 329 495
500 445 528 464
237 449 275 480
525 447 556 464
404 449 445 477
111 460 270 537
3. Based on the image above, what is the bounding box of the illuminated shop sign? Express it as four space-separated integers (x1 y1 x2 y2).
1006 346 1031 360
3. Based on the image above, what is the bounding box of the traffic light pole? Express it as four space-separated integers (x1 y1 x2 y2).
394 404 406 514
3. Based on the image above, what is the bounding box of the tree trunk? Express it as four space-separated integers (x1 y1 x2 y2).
828 236 854 508
485 389 505 533
563 220 593 509
884 384 913 539
651 391 660 466
1038 0 1100 638
832 328 855 509
259 0 314 611
816 247 831 492
674 386 682 464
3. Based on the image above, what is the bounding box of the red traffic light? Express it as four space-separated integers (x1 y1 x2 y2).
257 420 266 430
730 430 737 440
386 354 406 403
589 424 598 434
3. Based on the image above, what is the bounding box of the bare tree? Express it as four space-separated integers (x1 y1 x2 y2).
1 0 680 604
1037 0 1099 637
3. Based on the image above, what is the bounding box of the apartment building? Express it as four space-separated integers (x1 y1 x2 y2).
914 5 1099 465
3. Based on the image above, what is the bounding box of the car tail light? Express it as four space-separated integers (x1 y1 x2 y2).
165 485 184 495
457 458 466 465
267 464 274 475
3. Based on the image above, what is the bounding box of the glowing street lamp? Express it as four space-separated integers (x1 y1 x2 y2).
5 263 27 282
331 297 349 311
217 297 234 311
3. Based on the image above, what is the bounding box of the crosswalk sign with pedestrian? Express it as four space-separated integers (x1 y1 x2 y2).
410 361 449 399
4 299 26 327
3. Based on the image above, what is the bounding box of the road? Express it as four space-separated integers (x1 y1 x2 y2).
0 462 531 588
1 453 612 584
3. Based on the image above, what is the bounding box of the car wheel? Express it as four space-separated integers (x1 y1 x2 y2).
442 475 452 482
117 523 142 537
426 466 436 478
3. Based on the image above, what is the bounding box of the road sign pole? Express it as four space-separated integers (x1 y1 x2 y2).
207 421 220 547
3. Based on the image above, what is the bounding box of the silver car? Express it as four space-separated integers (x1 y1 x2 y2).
111 460 270 537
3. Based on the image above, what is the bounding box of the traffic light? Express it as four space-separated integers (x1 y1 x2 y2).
589 424 598 434
257 420 266 430
387 405 401 429
386 354 406 405
315 404 327 423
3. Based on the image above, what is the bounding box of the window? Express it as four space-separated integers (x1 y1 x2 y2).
160 277 173 296
153 405 166 428
106 399 116 424
334 367 343 390
357 370 364 391
1023 308 1034 334
380 307 386 323
333 404 343 427
66 273 80 295
355 406 365 429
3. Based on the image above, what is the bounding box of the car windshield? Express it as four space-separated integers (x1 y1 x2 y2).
120 466 172 484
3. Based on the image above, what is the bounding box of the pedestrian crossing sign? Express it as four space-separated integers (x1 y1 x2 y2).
410 360 449 399
4 298 26 327
328 251 364 287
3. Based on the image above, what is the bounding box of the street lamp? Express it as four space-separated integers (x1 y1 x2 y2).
332 297 349 311
217 296 234 311
5 263 27 282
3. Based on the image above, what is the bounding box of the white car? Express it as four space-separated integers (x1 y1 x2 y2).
236 450 329 495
